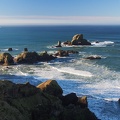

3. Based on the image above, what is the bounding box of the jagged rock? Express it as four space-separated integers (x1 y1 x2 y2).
0 52 14 65
71 34 91 45
61 93 78 106
0 80 98 120
118 98 120 103
8 48 13 51
37 80 63 97
77 96 88 108
63 41 72 45
39 51 56 61
54 50 78 57
54 50 69 57
14 51 39 64
24 48 28 51
85 55 101 60
55 41 62 47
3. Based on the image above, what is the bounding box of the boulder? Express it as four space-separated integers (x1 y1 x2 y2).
54 50 69 57
54 50 78 57
37 80 63 97
39 51 56 61
85 55 101 60
71 34 91 45
118 98 120 104
14 51 40 64
61 93 78 106
0 52 14 65
55 41 62 47
77 96 88 108
14 51 56 64
24 48 28 52
8 48 13 51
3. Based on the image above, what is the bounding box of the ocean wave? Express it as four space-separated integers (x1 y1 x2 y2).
91 41 114 47
52 66 93 77
1 48 19 52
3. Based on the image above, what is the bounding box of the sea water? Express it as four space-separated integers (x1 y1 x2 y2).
0 25 120 120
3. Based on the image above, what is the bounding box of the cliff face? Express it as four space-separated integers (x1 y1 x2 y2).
0 80 98 120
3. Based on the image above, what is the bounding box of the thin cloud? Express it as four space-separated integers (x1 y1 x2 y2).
0 16 120 25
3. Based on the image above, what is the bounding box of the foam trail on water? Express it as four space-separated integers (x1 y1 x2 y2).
52 66 93 77
91 41 114 47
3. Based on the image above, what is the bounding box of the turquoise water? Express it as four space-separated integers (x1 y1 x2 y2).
0 25 120 120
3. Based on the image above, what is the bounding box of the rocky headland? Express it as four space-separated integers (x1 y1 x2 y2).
0 79 98 120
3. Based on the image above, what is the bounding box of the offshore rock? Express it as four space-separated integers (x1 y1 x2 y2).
54 50 78 57
14 51 40 64
54 50 69 57
71 34 91 45
55 41 62 47
0 80 98 120
14 51 56 64
38 51 56 61
0 52 14 65
8 48 13 51
85 55 102 60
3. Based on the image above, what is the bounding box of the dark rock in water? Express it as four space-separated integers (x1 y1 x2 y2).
118 98 120 103
24 48 28 51
63 41 72 45
39 51 56 61
54 50 78 57
8 48 13 51
0 79 98 120
71 34 91 45
14 51 56 64
85 55 101 60
55 41 62 47
37 80 63 97
61 93 78 106
0 52 14 65
14 51 40 64
54 50 69 57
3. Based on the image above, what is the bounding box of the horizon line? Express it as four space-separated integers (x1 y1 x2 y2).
0 16 120 25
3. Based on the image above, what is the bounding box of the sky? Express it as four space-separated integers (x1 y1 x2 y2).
0 0 120 25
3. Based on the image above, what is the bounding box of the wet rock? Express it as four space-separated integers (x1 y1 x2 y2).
0 80 98 120
54 50 78 57
61 93 78 106
14 51 39 64
8 48 13 51
77 96 88 108
71 34 91 45
37 80 63 97
54 50 69 57
24 48 28 52
55 41 62 47
85 55 101 60
0 52 14 65
39 51 56 61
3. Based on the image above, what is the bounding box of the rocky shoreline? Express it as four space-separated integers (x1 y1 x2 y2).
0 49 80 66
0 79 98 120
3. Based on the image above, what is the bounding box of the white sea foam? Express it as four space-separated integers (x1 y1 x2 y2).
52 66 93 77
91 41 114 47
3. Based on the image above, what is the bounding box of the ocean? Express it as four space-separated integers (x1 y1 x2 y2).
0 25 120 120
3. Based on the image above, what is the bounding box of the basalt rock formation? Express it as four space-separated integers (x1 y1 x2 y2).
0 79 98 120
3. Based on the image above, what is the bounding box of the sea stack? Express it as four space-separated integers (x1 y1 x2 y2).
71 34 91 45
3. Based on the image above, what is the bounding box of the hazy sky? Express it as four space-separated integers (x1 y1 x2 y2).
0 0 120 25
